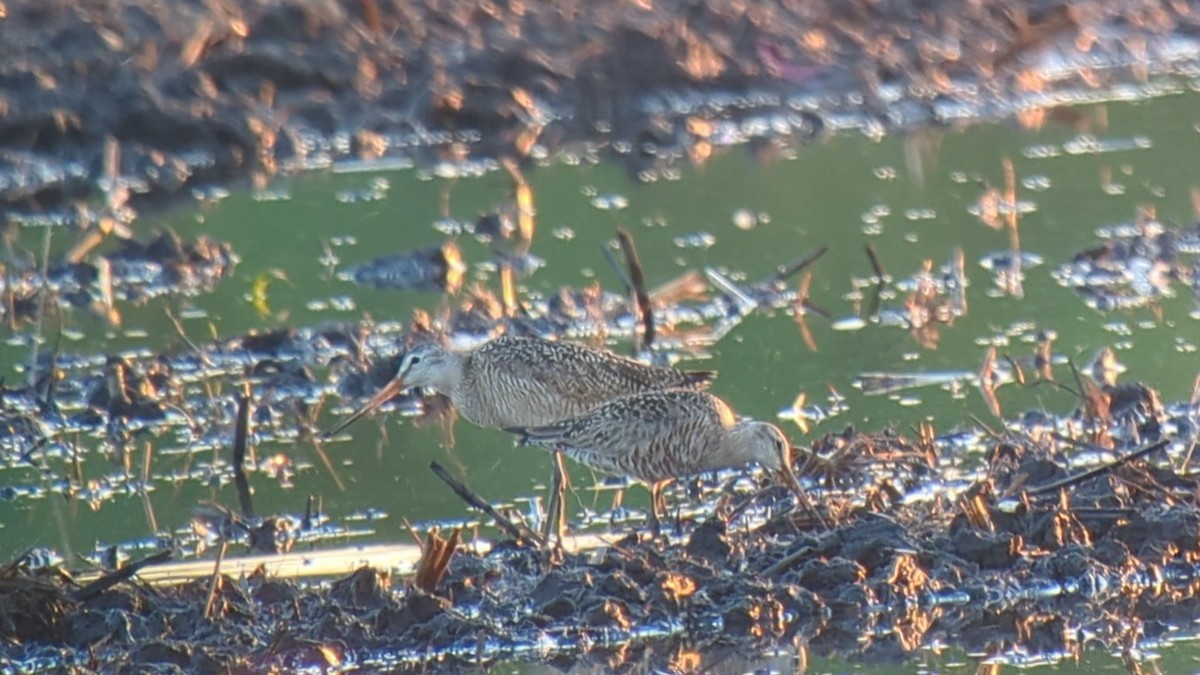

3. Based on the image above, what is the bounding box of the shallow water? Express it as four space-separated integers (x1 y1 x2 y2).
3 87 1200 670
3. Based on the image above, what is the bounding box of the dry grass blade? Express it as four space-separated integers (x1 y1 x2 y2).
499 262 517 316
232 387 255 519
763 543 815 576
360 0 382 34
978 346 1003 418
181 20 216 68
542 451 569 547
649 270 708 305
863 242 886 317
501 157 536 247
864 242 887 280
794 272 818 352
958 492 994 532
950 246 968 315
1003 157 1018 244
165 307 213 367
1002 156 1024 298
616 227 655 350
203 541 228 620
66 138 131 265
413 528 462 593
309 436 347 492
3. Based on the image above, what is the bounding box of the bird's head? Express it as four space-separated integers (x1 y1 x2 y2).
743 421 805 498
322 342 454 438
393 342 453 391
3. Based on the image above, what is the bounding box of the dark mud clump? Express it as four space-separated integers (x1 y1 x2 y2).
340 240 467 294
1053 216 1200 311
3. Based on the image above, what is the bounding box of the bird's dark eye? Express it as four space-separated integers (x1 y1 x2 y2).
410 356 422 365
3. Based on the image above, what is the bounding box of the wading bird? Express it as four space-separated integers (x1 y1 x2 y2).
325 334 716 434
324 334 718 539
505 389 809 533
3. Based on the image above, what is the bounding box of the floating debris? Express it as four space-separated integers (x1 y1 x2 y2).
339 241 467 294
979 250 1044 272
1053 217 1199 311
1062 134 1152 155
0 229 238 325
252 187 292 202
776 388 848 433
1022 174 1052 191
858 248 968 348
732 209 758 230
590 194 628 211
831 316 868 331
672 232 717 250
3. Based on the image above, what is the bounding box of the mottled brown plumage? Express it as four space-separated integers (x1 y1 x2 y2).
325 334 716 435
506 389 803 529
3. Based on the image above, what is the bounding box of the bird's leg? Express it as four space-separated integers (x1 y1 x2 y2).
609 487 625 526
649 481 665 537
541 451 569 551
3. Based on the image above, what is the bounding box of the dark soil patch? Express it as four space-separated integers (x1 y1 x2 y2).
2 0 1197 216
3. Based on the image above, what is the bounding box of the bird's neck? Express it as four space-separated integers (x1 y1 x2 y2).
434 353 466 398
716 422 756 466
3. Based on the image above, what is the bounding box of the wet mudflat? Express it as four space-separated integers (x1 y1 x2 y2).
5 0 1200 673
8 420 1200 673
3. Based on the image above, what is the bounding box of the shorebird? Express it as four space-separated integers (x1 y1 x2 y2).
324 334 717 541
505 389 809 533
324 334 716 434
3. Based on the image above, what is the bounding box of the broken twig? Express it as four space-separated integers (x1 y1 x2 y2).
616 227 655 350
429 461 544 546
232 388 255 520
1026 439 1171 496
71 549 172 602
770 246 829 285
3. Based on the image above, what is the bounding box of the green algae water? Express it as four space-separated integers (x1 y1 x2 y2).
4 91 1200 671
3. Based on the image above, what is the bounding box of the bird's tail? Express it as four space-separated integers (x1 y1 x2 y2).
503 426 532 446
503 424 569 449
684 370 718 389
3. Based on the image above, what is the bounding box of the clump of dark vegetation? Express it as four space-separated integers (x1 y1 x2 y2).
1 228 238 327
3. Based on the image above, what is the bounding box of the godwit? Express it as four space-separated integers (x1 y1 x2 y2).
325 334 717 542
505 389 808 532
324 334 716 434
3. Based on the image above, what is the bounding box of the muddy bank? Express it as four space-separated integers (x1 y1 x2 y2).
5 414 1200 672
3 0 1199 218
